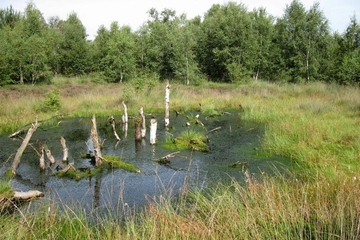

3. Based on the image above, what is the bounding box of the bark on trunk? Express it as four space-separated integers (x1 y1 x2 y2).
150 118 157 145
60 136 69 161
165 82 170 127
91 115 102 167
11 118 39 174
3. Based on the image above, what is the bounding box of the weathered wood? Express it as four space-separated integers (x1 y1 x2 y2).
57 162 76 173
39 146 45 170
134 117 142 141
122 101 128 124
150 118 157 145
109 116 121 141
91 115 102 167
8 114 62 138
13 190 44 200
11 118 39 174
165 82 170 127
43 144 55 164
206 127 222 135
156 151 180 164
60 136 69 161
140 107 146 138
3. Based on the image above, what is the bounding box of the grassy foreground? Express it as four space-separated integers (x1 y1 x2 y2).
1 78 360 239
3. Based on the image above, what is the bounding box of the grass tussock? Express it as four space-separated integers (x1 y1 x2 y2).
1 77 360 238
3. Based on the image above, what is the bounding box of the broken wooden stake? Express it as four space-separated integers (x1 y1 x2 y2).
43 144 55 165
60 136 69 161
134 117 142 141
122 101 128 124
11 117 39 174
91 115 102 167
150 118 157 145
165 82 170 127
109 116 121 141
140 107 146 138
39 146 45 170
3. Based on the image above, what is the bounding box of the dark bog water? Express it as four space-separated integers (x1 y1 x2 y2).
0 111 287 215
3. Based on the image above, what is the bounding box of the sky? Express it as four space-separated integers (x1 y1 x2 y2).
1 0 360 40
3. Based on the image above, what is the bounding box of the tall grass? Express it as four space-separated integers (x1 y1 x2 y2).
1 77 360 238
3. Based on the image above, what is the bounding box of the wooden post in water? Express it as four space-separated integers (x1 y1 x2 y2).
134 117 142 141
39 146 45 170
11 117 39 174
150 118 157 145
60 136 69 161
91 115 102 167
140 107 146 138
165 82 170 127
122 101 128 124
43 144 55 165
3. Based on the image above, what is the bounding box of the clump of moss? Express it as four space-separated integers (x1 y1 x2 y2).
164 130 209 152
57 155 140 180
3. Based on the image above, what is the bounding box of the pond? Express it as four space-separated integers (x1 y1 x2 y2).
0 110 288 216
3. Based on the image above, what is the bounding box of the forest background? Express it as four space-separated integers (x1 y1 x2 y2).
0 0 359 87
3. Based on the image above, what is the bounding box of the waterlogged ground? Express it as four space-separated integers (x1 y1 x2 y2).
0 110 288 215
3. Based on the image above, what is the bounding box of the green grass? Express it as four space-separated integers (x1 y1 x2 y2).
1 77 360 239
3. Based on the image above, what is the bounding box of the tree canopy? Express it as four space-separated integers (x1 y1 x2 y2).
0 1 359 85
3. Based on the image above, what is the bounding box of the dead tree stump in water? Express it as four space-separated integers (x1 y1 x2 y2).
60 136 69 161
11 118 39 174
150 118 157 145
140 107 146 138
165 82 170 127
91 115 102 167
134 117 142 141
43 144 55 165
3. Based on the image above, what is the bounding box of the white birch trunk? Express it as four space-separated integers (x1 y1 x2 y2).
109 116 121 141
91 115 102 167
150 118 157 145
165 82 170 127
140 107 146 138
122 101 128 124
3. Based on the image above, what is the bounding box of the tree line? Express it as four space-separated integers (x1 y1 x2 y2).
0 0 359 86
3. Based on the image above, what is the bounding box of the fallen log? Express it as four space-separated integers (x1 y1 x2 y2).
1 190 44 214
56 162 76 174
8 114 62 138
156 151 180 164
206 127 222 135
10 118 39 174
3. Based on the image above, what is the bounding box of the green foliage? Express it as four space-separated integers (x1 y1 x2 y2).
36 89 61 113
0 180 13 198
